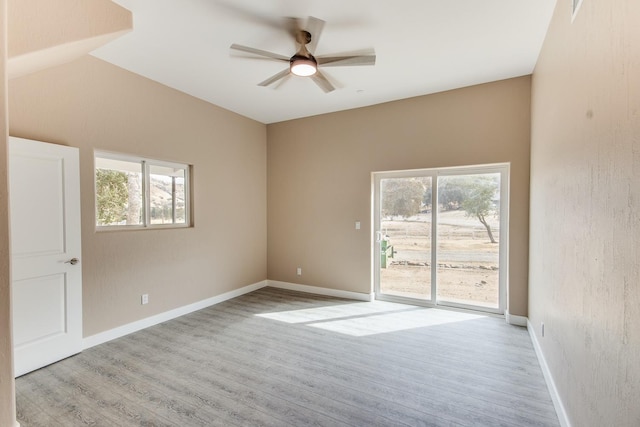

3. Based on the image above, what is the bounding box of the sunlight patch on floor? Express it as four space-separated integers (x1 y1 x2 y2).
256 301 402 323
256 301 486 336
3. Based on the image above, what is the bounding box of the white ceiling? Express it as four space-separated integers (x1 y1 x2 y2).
91 0 556 124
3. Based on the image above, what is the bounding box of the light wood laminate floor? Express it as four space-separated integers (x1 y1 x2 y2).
16 287 559 426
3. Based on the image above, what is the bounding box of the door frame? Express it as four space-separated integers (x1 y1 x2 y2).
372 163 509 315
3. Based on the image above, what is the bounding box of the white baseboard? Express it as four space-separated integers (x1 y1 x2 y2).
79 279 569 427
83 280 268 349
505 310 528 326
527 320 571 427
82 279 371 350
267 280 374 302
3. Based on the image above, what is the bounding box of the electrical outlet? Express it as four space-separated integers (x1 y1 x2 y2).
541 322 545 337
141 294 149 305
297 267 302 276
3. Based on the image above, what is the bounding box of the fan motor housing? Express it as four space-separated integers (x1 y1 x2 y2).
290 53 317 65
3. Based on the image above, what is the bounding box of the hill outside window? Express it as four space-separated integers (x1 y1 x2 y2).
95 151 190 229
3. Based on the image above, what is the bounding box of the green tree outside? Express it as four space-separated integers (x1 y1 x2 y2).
96 169 128 225
438 175 499 243
381 177 430 219
460 176 499 243
381 174 498 241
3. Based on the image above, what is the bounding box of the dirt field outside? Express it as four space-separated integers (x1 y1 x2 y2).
379 210 500 308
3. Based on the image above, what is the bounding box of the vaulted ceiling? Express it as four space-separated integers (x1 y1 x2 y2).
91 0 557 124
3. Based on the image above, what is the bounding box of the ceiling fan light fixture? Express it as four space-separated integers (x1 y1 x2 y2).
290 55 317 77
229 16 375 93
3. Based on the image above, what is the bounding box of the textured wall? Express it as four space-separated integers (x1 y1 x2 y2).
7 0 131 80
529 0 640 425
9 56 267 336
7 0 131 57
0 0 17 424
268 76 532 316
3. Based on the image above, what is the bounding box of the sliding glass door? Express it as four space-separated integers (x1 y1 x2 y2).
377 176 434 301
373 164 508 314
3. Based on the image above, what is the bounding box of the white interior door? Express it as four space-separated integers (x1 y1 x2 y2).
9 136 83 377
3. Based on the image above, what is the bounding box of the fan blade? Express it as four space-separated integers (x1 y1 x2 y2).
306 17 326 52
318 54 376 67
230 56 289 63
230 44 289 62
274 73 292 90
285 17 304 44
258 68 291 87
310 71 335 93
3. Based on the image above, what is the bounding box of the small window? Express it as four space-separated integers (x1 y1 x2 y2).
95 151 190 229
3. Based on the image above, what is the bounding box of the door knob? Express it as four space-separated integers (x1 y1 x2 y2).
65 258 79 265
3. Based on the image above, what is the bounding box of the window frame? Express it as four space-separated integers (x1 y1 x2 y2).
94 150 191 231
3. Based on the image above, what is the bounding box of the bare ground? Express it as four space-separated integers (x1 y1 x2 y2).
379 211 500 308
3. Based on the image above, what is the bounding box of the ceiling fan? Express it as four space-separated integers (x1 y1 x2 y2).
230 16 376 93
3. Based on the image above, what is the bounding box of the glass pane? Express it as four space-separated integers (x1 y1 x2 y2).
95 157 143 226
149 165 186 225
379 177 432 300
436 173 500 308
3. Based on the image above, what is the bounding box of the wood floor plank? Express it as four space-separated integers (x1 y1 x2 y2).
130 323 424 426
183 297 555 411
164 303 556 426
16 287 559 426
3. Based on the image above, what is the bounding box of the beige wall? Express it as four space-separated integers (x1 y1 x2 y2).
0 0 17 424
8 0 131 58
9 55 267 336
267 76 532 316
7 0 131 80
529 0 640 425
